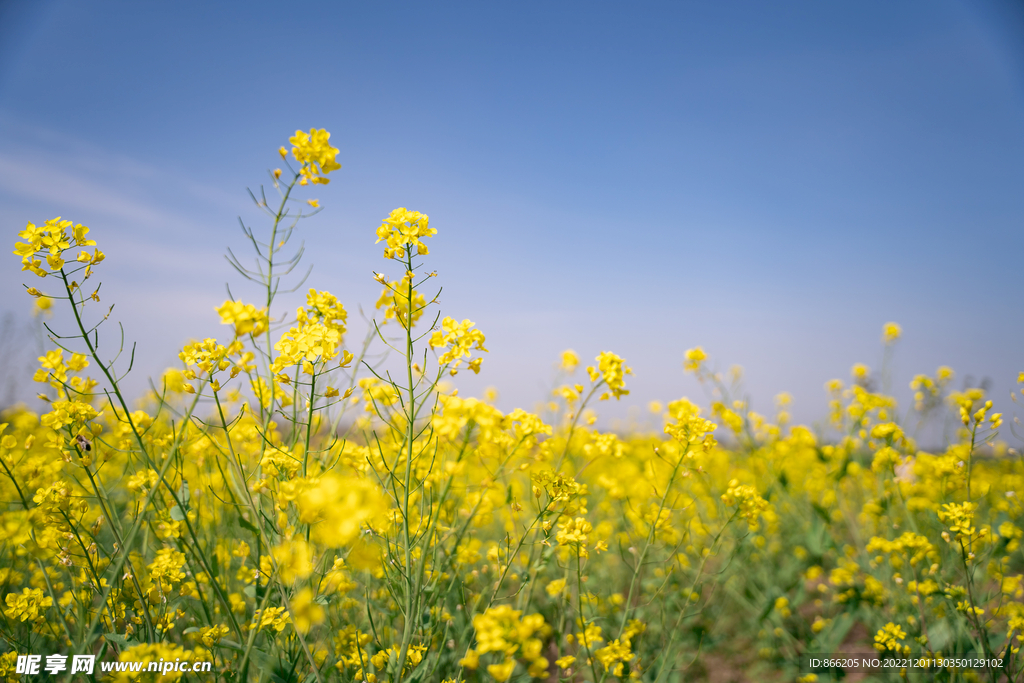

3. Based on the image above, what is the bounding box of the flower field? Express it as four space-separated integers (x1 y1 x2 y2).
2 128 1022 682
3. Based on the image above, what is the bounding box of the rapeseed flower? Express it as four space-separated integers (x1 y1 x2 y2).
375 207 434 259
289 128 341 185
587 351 632 400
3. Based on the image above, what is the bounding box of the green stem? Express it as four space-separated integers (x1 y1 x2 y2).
652 512 738 683
555 383 603 471
576 552 602 683
396 253 418 681
615 445 688 638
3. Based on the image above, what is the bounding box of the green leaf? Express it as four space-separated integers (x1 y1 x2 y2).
806 518 824 556
103 632 133 650
406 656 431 683
169 505 186 521
239 513 260 535
247 648 278 676
822 613 855 651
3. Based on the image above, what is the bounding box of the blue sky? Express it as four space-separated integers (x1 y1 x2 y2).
0 0 1022 433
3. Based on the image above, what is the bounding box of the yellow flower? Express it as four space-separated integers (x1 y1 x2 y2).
196 624 230 648
665 397 718 452
459 649 480 669
429 317 488 371
527 657 549 677
683 346 707 372
469 604 551 680
556 517 592 557
371 645 426 676
13 217 100 280
594 639 633 677
956 600 984 616
376 271 427 328
555 655 576 669
289 128 341 185
32 296 53 317
3 587 53 623
576 621 604 647
251 606 291 632
179 337 236 376
147 547 187 597
271 539 314 584
882 322 902 343
216 300 269 337
851 363 870 381
721 479 769 529
290 587 325 634
298 288 348 331
375 207 434 259
296 474 385 548
873 622 907 654
937 501 977 543
272 321 342 373
586 351 632 400
487 659 516 682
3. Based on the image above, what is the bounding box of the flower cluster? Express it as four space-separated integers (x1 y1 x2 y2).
295 474 385 548
586 351 632 400
462 605 551 680
287 128 341 185
265 289 352 376
663 397 718 453
178 337 249 392
297 288 347 332
13 217 103 277
866 532 936 568
3 588 53 625
873 622 908 654
429 317 488 373
937 501 979 544
375 272 427 328
272 324 342 375
595 620 645 677
556 516 593 558
682 346 707 373
882 322 902 344
375 207 434 260
721 479 769 529
216 300 269 337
